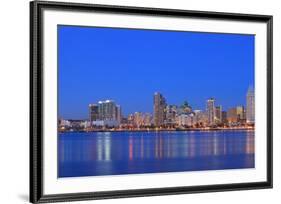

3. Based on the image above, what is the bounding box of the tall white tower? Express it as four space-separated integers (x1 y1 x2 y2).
246 86 255 124
206 98 215 126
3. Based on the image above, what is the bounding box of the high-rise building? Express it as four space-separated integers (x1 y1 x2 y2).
193 110 208 126
178 101 192 115
215 105 222 124
227 106 246 124
227 107 238 123
89 104 99 122
221 111 227 124
127 114 134 125
133 112 144 128
153 92 166 127
246 87 255 124
236 106 245 120
206 98 215 125
143 113 152 126
98 100 116 120
115 105 122 125
165 105 177 125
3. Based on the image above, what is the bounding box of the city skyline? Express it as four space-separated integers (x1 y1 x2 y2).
58 25 255 119
59 87 254 130
61 86 255 122
59 89 253 120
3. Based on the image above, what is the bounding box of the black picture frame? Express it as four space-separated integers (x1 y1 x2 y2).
30 1 273 203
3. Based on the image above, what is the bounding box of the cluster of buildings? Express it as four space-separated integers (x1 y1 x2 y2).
89 100 122 127
59 87 255 131
151 87 254 128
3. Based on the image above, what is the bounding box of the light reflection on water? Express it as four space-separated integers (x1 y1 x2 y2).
58 130 254 178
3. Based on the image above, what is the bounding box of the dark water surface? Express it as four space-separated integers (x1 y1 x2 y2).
58 130 254 178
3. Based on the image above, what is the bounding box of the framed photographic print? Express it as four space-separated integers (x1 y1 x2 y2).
30 1 273 203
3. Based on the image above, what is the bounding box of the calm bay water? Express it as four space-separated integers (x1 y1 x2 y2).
58 130 254 178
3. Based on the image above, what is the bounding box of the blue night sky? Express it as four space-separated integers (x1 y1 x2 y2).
58 25 254 119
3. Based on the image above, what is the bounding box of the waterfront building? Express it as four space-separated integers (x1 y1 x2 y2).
165 105 177 126
177 114 189 127
206 98 215 126
215 105 222 124
246 87 255 124
193 110 201 125
92 120 119 127
143 113 152 126
134 112 144 128
82 121 91 128
127 114 134 125
227 106 245 124
153 92 166 127
221 111 228 124
126 112 152 128
115 105 122 125
193 110 209 126
59 119 71 127
87 100 120 128
236 106 245 121
89 104 99 122
178 101 192 115
227 107 238 123
98 100 117 121
68 119 85 130
177 113 194 127
121 117 128 126
187 113 195 126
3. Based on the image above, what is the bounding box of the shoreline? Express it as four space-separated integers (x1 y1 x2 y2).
59 127 254 134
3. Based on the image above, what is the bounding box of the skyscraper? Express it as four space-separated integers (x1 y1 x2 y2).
115 105 122 125
227 107 238 123
221 111 227 124
153 92 166 127
246 87 255 124
206 98 215 125
143 113 152 126
89 104 99 122
215 105 222 124
98 100 116 120
236 106 245 121
133 112 144 128
165 105 177 126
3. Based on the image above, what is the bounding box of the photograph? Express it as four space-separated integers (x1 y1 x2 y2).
30 1 273 202
58 25 256 178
